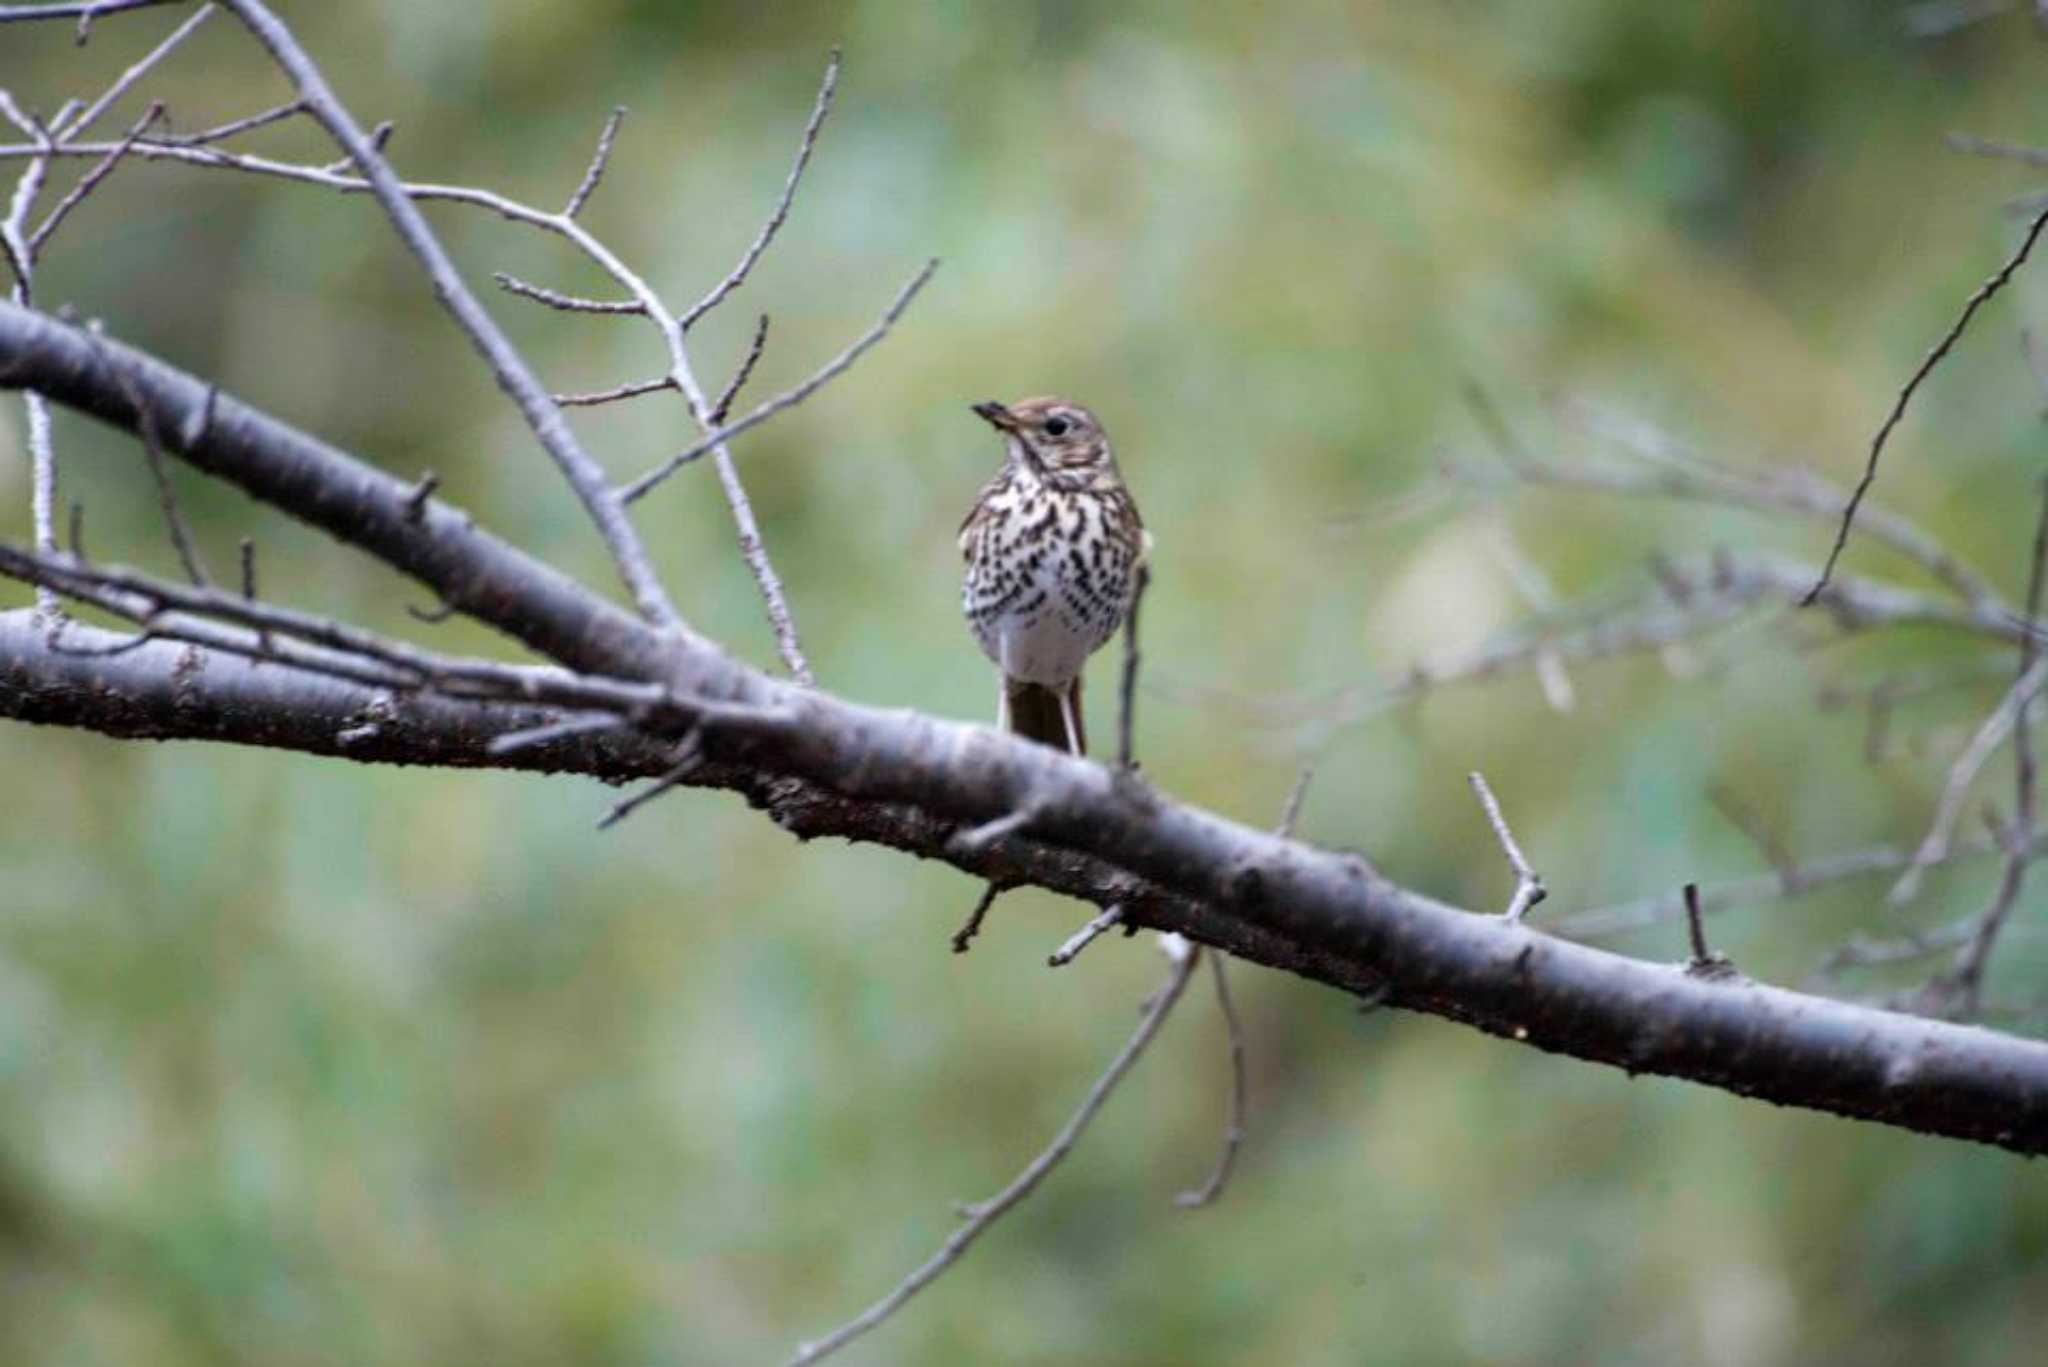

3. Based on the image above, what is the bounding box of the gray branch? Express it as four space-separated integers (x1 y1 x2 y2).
5 302 2048 1156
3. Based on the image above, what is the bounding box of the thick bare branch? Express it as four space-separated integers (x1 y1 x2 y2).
7 302 2048 1156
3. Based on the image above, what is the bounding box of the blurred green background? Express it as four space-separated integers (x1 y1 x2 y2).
4 2 2048 1363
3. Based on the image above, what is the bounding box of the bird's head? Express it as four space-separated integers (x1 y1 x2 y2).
972 396 1112 476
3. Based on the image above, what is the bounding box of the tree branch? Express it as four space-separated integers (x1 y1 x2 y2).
6 302 2048 1156
216 0 684 630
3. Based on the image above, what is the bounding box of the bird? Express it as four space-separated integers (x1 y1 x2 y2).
959 396 1148 755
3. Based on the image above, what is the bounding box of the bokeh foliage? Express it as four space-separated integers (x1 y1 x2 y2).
3 2 2048 1363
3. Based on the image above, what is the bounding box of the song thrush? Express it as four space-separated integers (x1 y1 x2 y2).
959 396 1148 754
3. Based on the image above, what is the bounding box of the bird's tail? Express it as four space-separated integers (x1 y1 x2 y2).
1005 676 1085 755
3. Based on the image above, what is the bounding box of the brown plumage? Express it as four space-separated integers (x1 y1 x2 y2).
959 396 1148 754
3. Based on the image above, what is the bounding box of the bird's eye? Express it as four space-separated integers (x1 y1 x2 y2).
1043 416 1072 438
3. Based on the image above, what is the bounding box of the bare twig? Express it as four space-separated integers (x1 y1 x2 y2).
492 271 643 315
1558 826 2018 942
679 49 838 330
1276 762 1316 839
55 3 209 141
1890 650 2048 906
401 469 438 521
2 96 55 618
619 258 940 503
950 881 1004 954
318 118 390 175
218 0 683 630
553 375 673 408
1936 476 2048 1011
1946 131 2048 169
237 535 269 652
1530 405 2003 609
787 932 1199 1366
710 313 769 424
596 734 706 830
1174 948 1247 1209
562 105 623 219
157 99 303 147
1165 552 2021 737
1171 760 1314 1206
91 325 211 585
0 0 174 20
1708 783 1801 893
1117 564 1150 771
34 100 166 254
949 798 1041 855
486 711 626 757
1468 770 1546 923
1047 904 1124 967
1681 883 1736 980
1805 202 2048 604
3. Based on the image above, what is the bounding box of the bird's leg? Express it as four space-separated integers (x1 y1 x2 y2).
1057 684 1082 756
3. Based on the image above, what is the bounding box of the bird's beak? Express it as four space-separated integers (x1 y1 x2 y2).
972 400 1018 432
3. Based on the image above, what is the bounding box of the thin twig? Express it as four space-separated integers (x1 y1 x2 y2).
1170 760 1313 1205
1805 202 2048 604
1946 131 2048 169
1047 904 1124 967
401 469 438 521
92 327 210 585
1468 770 1546 923
553 375 673 408
679 49 838 330
486 711 625 757
787 932 1199 1366
1557 827 2017 941
3 117 56 618
1890 650 2048 905
596 733 705 830
562 105 623 219
0 0 174 20
1541 402 2002 609
238 535 269 652
492 271 643 315
1680 883 1736 980
1276 762 1316 839
619 258 940 503
157 99 303 147
1174 949 1246 1209
710 314 770 424
32 100 163 258
950 882 1003 954
1117 564 1150 771
949 799 1041 855
55 2 210 141
1939 476 2048 1011
1708 783 1801 893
